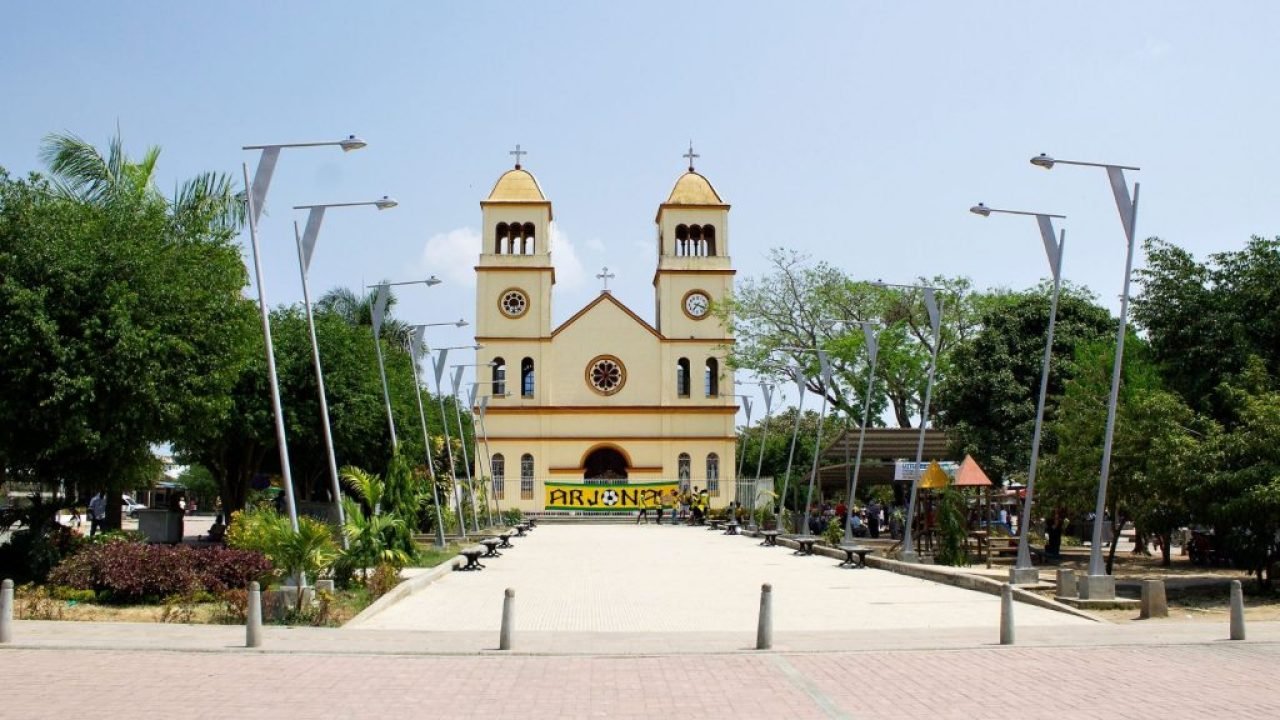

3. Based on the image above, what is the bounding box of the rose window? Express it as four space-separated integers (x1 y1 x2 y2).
500 290 528 317
587 355 626 395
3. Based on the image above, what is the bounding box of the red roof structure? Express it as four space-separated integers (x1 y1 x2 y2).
951 454 992 487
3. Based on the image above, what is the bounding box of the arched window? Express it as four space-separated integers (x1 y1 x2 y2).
689 224 703 256
521 357 535 398
495 223 509 254
675 224 689 256
523 223 536 254
676 358 690 397
707 453 720 497
705 358 719 397
491 453 505 500
678 453 691 491
520 453 534 499
704 226 716 256
492 357 506 396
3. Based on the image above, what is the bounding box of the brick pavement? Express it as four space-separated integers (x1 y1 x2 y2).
3 642 1277 719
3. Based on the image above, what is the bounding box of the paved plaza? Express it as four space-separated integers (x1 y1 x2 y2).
357 523 1089 636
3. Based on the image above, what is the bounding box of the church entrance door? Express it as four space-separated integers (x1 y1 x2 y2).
583 447 629 480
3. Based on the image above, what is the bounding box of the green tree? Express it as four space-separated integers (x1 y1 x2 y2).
1039 336 1208 571
1134 236 1280 421
0 131 249 532
725 249 990 427
936 284 1114 486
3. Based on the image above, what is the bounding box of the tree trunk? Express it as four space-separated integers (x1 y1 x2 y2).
105 488 123 532
1160 533 1172 567
1105 511 1125 575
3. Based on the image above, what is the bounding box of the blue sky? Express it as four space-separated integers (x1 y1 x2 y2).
4 1 1279 419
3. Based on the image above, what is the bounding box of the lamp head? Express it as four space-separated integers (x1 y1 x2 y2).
425 275 442 286
374 196 398 210
473 344 484 350
1030 153 1055 169
339 135 367 152
456 319 469 328
969 203 992 217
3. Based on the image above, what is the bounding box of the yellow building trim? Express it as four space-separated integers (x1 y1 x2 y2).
487 435 736 442
548 466 665 475
482 405 738 415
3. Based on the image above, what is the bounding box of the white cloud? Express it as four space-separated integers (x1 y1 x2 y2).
550 222 586 290
422 227 481 287
585 236 605 253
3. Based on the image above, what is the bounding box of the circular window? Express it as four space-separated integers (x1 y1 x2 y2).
586 354 626 396
499 288 529 318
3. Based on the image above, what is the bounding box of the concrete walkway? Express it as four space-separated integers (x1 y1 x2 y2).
356 524 1090 634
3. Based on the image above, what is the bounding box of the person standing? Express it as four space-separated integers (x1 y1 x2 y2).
88 492 106 537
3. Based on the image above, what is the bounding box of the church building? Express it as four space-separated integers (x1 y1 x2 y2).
472 153 738 512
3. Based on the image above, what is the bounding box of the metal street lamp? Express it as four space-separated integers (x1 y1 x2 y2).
876 281 942 563
292 197 397 546
970 203 1067 583
405 326 466 547
451 361 495 529
466 386 509 522
775 364 808 535
734 393 755 512
749 380 777 531
778 346 836 541
843 322 882 542
368 277 442 452
241 134 366 532
424 343 482 539
1031 153 1141 600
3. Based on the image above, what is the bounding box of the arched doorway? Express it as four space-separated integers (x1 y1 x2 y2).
583 447 629 480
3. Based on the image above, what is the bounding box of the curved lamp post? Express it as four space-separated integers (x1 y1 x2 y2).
406 322 466 546
293 197 397 545
775 364 808 535
970 203 1066 583
425 343 483 539
1031 153 1141 600
843 322 882 542
368 277 441 453
877 282 942 563
241 134 366 531
452 361 496 530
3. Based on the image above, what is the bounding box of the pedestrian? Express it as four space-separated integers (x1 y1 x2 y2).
635 496 648 525
655 493 665 525
88 491 106 537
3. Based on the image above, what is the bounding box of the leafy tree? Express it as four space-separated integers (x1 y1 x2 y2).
1039 336 1208 572
725 249 991 427
736 406 844 512
936 284 1114 486
0 131 249 532
1134 236 1280 422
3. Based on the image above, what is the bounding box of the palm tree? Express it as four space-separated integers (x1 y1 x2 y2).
39 129 244 233
315 286 413 350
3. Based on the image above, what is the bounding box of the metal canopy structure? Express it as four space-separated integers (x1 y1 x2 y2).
813 428 950 487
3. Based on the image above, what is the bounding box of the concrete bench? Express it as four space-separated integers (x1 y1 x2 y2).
724 521 740 536
760 530 781 547
708 518 726 531
514 523 529 537
480 537 502 558
837 544 874 569
497 531 515 549
459 546 486 571
792 535 818 556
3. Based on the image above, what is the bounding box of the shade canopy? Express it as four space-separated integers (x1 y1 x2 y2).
951 454 993 487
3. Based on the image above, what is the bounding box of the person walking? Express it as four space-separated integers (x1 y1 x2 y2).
635 495 649 525
88 492 106 537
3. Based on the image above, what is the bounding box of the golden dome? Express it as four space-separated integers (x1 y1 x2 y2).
664 171 725 205
486 167 547 202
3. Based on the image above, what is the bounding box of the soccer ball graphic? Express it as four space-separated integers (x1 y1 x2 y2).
600 490 620 506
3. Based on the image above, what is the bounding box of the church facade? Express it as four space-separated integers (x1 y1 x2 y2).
472 158 738 512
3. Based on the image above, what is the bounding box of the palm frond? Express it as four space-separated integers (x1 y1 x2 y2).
173 171 246 233
39 132 113 203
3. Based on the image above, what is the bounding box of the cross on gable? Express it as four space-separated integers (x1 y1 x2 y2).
683 141 699 172
509 143 527 169
596 266 616 293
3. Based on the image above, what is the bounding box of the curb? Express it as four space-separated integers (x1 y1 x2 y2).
344 556 464 627
752 532 1101 623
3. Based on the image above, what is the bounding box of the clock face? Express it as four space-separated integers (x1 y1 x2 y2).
683 290 711 319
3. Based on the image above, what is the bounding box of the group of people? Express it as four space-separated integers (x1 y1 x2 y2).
635 486 711 525
810 501 885 538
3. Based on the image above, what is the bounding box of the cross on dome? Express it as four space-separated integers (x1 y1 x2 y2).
683 141 699 172
509 143 527 169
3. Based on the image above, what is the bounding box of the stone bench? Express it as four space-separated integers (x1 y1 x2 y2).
497 530 516 549
792 535 818 556
837 544 874 569
459 546 486 571
724 521 740 536
480 537 502 558
760 530 781 547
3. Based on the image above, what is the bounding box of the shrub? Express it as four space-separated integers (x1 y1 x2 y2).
367 563 401 600
822 520 844 547
501 508 523 526
48 542 272 603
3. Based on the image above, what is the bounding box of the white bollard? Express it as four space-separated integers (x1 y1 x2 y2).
1 578 13 644
1000 583 1015 646
499 588 515 651
1229 580 1246 641
756 583 773 650
246 581 263 648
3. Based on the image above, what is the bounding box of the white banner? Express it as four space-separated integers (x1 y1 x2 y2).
894 460 959 481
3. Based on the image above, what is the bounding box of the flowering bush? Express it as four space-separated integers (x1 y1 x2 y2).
48 541 272 603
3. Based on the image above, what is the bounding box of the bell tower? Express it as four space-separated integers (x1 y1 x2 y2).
475 150 554 403
653 148 733 339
